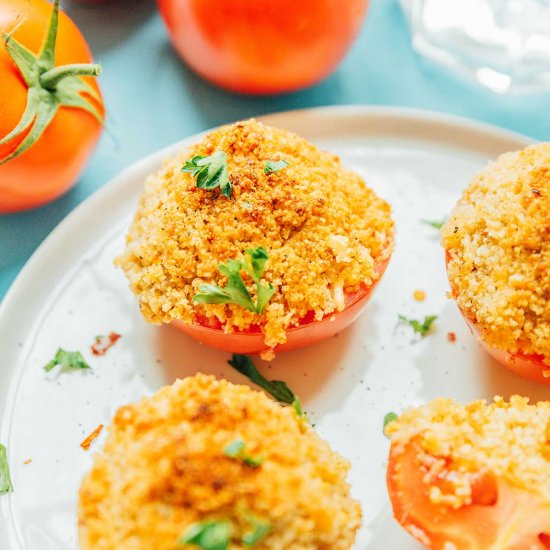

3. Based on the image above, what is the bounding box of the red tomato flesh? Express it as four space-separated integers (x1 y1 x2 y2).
173 255 390 354
387 438 550 549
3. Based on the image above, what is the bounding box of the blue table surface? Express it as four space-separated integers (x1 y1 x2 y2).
1 0 549 301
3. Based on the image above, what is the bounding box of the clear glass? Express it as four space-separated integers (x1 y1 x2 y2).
402 0 550 93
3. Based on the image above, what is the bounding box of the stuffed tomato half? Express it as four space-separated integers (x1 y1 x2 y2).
386 396 550 549
117 120 394 359
442 143 550 383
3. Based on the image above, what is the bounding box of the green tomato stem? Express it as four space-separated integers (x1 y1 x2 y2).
39 63 102 90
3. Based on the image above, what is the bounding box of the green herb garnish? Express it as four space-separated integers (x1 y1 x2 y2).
383 412 398 437
228 354 300 409
0 444 12 494
242 515 271 547
422 219 446 230
399 315 438 337
193 247 274 314
223 439 264 468
292 397 303 418
264 160 289 174
179 520 231 550
44 348 91 373
182 151 231 197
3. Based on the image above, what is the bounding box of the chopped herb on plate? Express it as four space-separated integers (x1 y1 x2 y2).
0 444 12 494
179 519 232 550
193 247 274 314
228 354 299 408
44 348 91 373
383 412 398 437
399 314 438 337
264 159 289 174
422 218 446 230
182 151 231 198
223 439 264 468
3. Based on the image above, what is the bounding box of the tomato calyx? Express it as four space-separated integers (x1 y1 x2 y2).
0 0 103 164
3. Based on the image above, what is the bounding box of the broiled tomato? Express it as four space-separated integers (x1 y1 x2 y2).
157 0 369 94
0 0 103 213
445 252 549 384
387 437 550 549
173 254 390 355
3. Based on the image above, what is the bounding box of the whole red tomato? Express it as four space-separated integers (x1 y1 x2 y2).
0 0 103 213
158 0 369 94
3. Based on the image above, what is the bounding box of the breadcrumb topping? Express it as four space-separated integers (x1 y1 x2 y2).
79 374 361 550
387 396 550 507
116 120 393 349
442 143 550 363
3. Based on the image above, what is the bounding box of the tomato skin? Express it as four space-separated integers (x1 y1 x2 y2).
444 252 549 384
387 438 550 549
0 0 103 213
157 0 369 94
463 316 550 385
173 255 390 354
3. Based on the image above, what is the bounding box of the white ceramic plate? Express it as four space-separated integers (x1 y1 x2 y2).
0 106 541 550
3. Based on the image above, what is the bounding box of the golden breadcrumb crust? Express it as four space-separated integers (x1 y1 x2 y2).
116 120 393 349
78 374 361 550
387 396 550 508
442 143 550 363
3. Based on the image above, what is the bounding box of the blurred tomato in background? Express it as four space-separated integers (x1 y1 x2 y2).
158 0 369 94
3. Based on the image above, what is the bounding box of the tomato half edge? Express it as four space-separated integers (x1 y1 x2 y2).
445 251 549 384
387 438 550 549
172 255 390 355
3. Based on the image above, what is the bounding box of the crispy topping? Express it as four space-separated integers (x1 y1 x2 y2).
78 374 361 549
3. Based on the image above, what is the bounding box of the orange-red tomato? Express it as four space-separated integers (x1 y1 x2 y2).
173 254 390 355
387 438 550 549
157 0 369 94
445 252 549 384
463 316 549 384
0 0 103 213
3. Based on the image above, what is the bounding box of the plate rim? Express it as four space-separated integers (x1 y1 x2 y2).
0 105 533 548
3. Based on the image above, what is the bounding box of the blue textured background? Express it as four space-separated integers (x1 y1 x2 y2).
1 0 548 300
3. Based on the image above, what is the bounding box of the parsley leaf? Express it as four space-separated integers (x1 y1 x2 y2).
264 160 289 174
179 520 231 550
399 315 438 337
0 444 12 494
223 439 264 468
44 348 91 373
242 515 271 547
383 412 398 437
292 397 303 418
228 354 299 407
182 151 231 197
422 218 446 230
193 247 274 314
